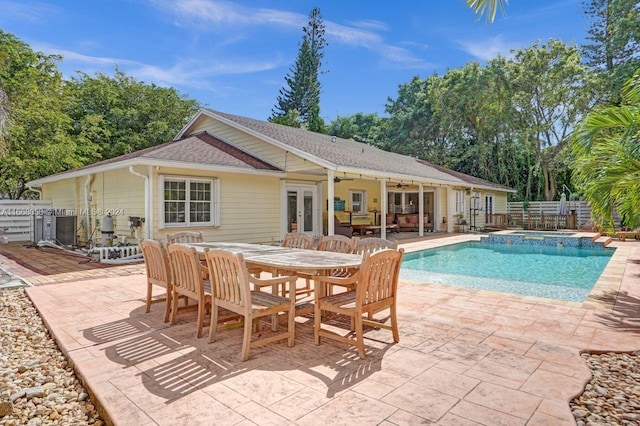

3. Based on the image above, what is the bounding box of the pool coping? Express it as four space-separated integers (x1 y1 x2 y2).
397 233 628 312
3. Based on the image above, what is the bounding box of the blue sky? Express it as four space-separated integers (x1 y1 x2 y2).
0 0 588 121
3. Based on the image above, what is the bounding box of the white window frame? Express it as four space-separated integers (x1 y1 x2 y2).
455 190 465 215
159 175 219 229
485 193 494 215
349 190 367 216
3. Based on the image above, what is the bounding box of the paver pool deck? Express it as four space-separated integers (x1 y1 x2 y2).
2 234 639 425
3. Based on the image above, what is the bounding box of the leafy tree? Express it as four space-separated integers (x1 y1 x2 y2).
0 30 97 199
572 68 640 230
270 7 327 132
509 40 596 201
0 89 9 149
581 0 640 103
65 70 200 160
383 76 448 162
327 112 388 146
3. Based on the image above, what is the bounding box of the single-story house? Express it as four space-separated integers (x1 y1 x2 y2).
27 108 515 246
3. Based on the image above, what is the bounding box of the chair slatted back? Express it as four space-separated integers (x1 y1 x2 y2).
354 238 398 255
167 231 204 245
140 239 171 288
205 249 251 313
317 234 354 254
357 249 404 306
282 232 314 250
167 244 204 299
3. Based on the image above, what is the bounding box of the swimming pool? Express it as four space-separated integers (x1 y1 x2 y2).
400 242 615 302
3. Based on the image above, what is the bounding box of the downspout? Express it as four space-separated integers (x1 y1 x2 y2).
129 166 150 240
84 175 94 243
26 185 42 199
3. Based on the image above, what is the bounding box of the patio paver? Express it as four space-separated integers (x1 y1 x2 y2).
1 236 639 425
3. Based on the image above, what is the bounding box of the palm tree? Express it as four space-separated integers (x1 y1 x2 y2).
571 69 640 230
467 0 508 23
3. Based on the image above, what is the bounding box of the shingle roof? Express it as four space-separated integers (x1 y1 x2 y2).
205 109 513 191
37 131 281 179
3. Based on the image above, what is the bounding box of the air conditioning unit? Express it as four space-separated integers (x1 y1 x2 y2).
33 213 77 247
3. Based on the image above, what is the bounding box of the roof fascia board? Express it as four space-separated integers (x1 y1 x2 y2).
174 107 207 140
28 158 284 186
332 166 515 192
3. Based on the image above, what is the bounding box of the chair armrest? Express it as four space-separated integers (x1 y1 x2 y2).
314 272 360 286
249 274 298 293
199 264 209 279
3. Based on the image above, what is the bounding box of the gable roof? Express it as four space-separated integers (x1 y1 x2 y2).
28 132 281 185
30 108 514 193
180 109 514 192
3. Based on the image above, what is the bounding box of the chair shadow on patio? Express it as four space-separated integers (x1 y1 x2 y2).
81 302 394 401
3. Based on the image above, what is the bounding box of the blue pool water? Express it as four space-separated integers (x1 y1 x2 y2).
400 242 615 302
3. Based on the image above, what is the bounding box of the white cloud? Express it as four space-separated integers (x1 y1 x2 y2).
150 0 304 29
457 35 515 61
0 1 60 24
148 0 430 69
31 42 282 93
346 19 389 32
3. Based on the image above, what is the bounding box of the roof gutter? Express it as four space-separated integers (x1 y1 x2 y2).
28 158 285 186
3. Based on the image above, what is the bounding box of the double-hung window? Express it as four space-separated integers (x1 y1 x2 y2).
455 190 465 215
160 175 218 228
350 190 367 215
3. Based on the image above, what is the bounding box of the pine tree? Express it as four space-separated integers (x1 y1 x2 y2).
581 0 640 103
270 7 327 132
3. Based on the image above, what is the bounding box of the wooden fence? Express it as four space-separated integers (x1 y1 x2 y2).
506 201 591 229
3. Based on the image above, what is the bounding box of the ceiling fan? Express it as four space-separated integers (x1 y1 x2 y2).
396 182 410 188
333 176 354 183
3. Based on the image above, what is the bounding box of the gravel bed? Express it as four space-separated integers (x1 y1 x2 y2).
2 287 640 425
0 288 105 425
570 351 640 426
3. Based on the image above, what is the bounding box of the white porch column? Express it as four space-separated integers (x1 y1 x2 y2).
380 178 387 240
447 186 454 233
327 170 335 235
418 183 424 237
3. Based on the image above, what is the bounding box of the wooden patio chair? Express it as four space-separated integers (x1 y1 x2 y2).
282 232 315 250
251 231 314 292
354 237 397 255
204 249 296 361
166 231 204 245
291 234 356 299
313 248 405 359
167 244 211 338
316 234 354 254
322 237 400 295
274 232 316 296
139 239 172 323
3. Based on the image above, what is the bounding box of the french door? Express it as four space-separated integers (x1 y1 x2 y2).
285 185 317 235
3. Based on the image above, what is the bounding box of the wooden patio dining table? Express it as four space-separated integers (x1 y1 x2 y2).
181 242 363 307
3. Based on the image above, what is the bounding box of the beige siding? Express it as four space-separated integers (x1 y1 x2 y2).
90 171 145 238
152 167 281 244
188 119 309 171
43 180 78 211
42 171 145 245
